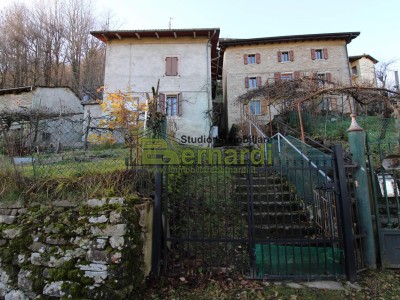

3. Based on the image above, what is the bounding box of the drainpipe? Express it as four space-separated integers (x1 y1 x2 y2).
206 30 217 131
347 114 377 269
344 38 355 113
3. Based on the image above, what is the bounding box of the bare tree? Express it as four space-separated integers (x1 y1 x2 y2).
376 59 398 89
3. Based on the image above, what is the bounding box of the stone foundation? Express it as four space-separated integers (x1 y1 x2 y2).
0 196 152 299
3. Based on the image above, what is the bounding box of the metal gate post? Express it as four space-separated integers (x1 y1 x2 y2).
150 165 163 278
347 115 377 269
366 134 384 267
246 155 256 278
333 144 357 282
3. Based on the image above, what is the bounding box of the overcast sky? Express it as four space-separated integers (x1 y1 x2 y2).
2 0 399 68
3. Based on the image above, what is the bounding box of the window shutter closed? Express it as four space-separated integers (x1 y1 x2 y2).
289 50 294 62
171 57 178 75
244 54 248 65
257 76 262 87
165 57 178 76
277 51 282 62
294 71 301 79
311 49 316 60
274 72 281 82
177 93 182 115
165 58 171 75
159 93 166 113
256 53 261 64
323 48 329 60
245 77 249 88
326 72 332 82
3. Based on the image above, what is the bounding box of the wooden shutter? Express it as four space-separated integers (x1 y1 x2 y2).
257 76 262 87
171 57 178 75
277 51 282 62
177 93 182 116
256 53 261 64
311 49 316 60
159 93 166 113
326 72 332 82
294 71 301 79
274 72 281 82
165 58 171 75
244 54 248 65
323 48 329 60
165 57 178 76
245 77 249 88
289 50 294 62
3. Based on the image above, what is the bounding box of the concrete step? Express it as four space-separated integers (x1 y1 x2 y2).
249 224 318 238
252 211 308 223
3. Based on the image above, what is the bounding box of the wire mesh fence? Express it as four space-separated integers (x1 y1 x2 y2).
0 113 142 178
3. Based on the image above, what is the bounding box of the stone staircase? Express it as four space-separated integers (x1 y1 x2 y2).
234 170 317 240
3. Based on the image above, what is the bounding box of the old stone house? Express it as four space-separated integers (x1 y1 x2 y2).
0 86 83 152
90 28 220 143
219 32 360 138
349 54 378 86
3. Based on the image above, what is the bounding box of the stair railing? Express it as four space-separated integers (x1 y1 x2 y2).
248 119 336 237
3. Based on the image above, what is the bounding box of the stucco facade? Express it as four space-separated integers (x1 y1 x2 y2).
0 86 83 148
91 29 220 144
220 32 359 137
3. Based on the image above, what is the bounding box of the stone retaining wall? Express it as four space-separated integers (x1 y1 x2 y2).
0 196 152 299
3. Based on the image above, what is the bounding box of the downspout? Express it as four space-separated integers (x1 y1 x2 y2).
207 30 217 130
345 34 355 112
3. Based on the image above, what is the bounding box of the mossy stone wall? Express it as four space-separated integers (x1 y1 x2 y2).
0 196 152 299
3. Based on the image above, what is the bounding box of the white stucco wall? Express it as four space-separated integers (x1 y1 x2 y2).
103 37 212 144
222 40 352 135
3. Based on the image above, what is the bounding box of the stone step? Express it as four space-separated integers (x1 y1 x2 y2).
249 224 318 238
252 211 308 224
235 192 292 202
242 201 303 212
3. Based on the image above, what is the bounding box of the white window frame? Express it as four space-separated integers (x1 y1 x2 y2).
281 51 290 62
249 99 261 115
248 77 257 88
166 95 178 116
247 54 256 64
315 49 324 60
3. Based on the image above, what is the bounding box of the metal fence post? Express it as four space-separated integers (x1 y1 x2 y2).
333 144 357 281
347 114 377 269
150 165 163 278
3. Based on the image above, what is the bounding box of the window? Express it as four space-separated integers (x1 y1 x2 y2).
249 77 257 88
244 53 260 64
245 76 262 88
311 48 328 60
315 50 324 60
249 100 261 115
352 66 358 75
159 93 182 116
316 72 332 85
165 57 178 76
42 132 51 142
277 50 294 62
248 54 256 64
166 96 178 116
281 73 293 81
281 51 290 62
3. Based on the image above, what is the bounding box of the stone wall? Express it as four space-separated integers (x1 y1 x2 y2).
0 196 152 299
